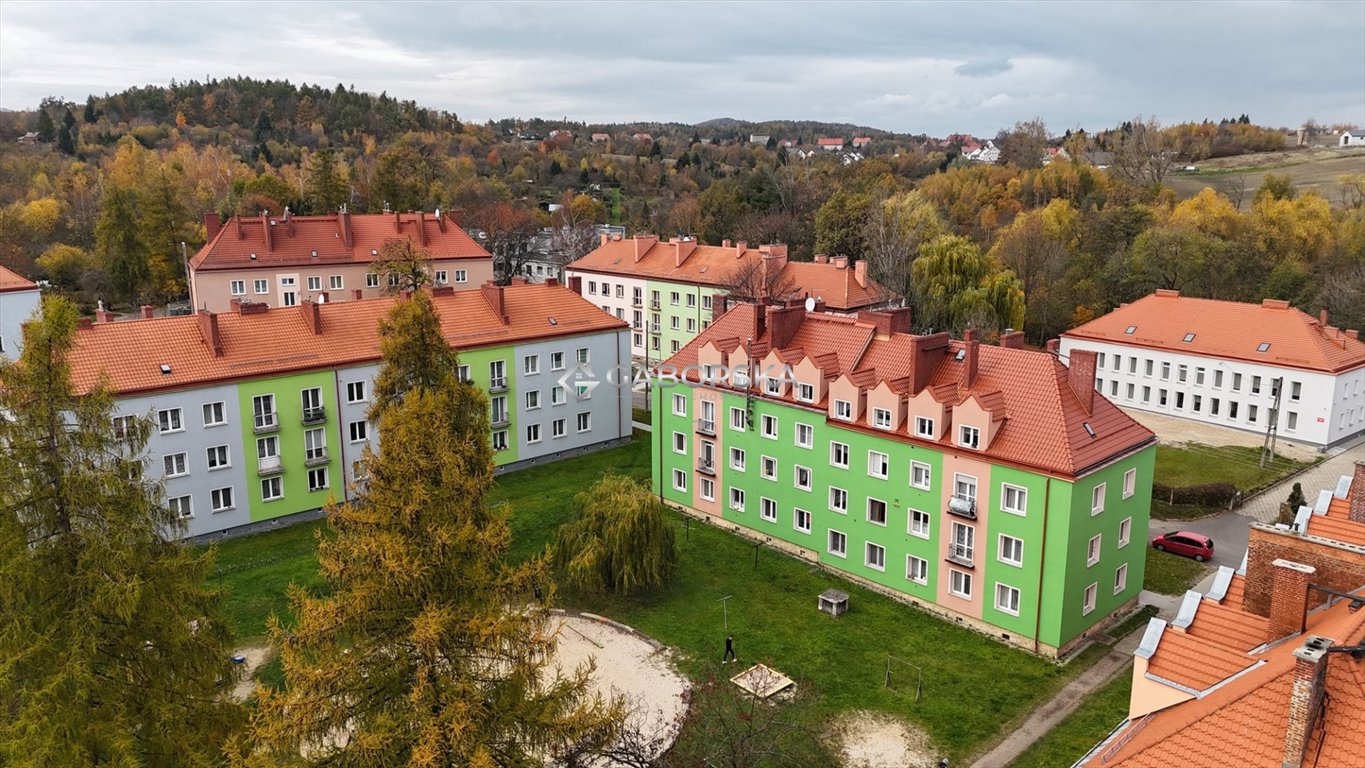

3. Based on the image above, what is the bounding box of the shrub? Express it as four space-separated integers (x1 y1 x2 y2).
553 474 677 595
1151 481 1238 508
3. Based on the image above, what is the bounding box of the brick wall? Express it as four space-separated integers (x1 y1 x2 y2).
1244 525 1365 619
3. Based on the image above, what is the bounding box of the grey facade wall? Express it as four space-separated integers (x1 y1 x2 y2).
333 363 382 491
0 286 40 358
510 329 632 465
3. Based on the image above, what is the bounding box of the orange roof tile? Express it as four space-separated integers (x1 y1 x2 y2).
66 284 625 397
662 305 1155 478
0 265 38 293
190 211 490 272
1146 628 1258 691
1184 599 1270 653
1222 574 1248 611
1063 291 1365 374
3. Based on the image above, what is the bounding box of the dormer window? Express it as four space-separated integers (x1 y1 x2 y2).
733 366 751 388
834 399 853 421
703 364 720 382
873 408 892 430
765 376 782 395
914 416 935 438
797 382 815 403
959 425 981 450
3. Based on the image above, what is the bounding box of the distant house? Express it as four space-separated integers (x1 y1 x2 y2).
1081 150 1114 168
779 138 797 148
591 133 610 142
816 137 844 151
15 132 40 145
1041 147 1071 165
632 132 653 144
749 134 770 145
1340 130 1365 147
548 129 573 140
851 136 871 148
963 140 1000 164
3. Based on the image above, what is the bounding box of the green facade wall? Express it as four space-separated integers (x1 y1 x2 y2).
236 369 343 522
456 344 518 466
644 279 722 358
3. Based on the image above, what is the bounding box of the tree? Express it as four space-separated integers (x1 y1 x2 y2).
1254 173 1296 204
474 201 541 284
0 296 242 767
861 191 947 306
82 96 97 124
813 189 871 258
369 288 459 418
35 106 55 142
1110 116 1174 187
550 192 607 272
371 237 433 297
56 108 77 155
999 118 1049 169
912 234 1025 335
95 184 149 304
699 179 750 245
555 475 678 595
239 295 620 766
35 243 98 290
304 149 348 214
372 137 440 212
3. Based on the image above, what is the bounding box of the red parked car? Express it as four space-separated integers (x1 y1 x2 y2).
1152 531 1215 562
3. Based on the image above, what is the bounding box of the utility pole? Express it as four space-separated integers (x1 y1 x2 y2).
1260 376 1283 468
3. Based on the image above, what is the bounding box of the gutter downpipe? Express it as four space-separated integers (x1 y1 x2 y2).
1034 476 1052 655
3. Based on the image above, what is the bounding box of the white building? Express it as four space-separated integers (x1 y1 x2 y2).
1339 130 1365 147
1060 290 1365 450
0 265 41 358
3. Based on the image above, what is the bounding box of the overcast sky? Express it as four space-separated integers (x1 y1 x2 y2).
2 1 1362 136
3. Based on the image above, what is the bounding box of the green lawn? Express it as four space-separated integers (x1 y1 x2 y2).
1155 443 1310 492
1006 671 1132 768
207 432 1101 761
1144 548 1211 596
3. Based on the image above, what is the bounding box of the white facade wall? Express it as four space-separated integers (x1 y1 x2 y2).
569 270 649 357
0 285 40 358
1059 337 1365 449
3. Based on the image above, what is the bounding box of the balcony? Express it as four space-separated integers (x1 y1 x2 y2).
947 494 977 519
253 413 279 434
945 544 974 568
304 449 329 467
301 405 326 425
489 378 509 393
491 412 510 428
257 455 284 476
696 458 716 475
695 418 716 435
650 323 660 333
632 297 644 308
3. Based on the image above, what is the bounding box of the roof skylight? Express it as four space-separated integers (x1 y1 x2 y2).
1124 325 1136 335
1182 333 1196 342
954 348 966 361
1256 342 1271 352
1083 422 1096 438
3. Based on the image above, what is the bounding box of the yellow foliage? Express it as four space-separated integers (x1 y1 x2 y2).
19 198 61 238
1170 187 1244 240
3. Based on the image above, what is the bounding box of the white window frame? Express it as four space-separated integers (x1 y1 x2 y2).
526 390 541 410
524 355 540 375
329 274 343 290
307 275 322 292
1122 468 1136 499
998 534 1024 567
1114 563 1128 595
163 452 188 478
1087 534 1102 567
830 441 849 469
1091 483 1106 515
867 450 889 480
910 461 931 491
867 497 888 526
796 382 815 402
829 486 848 514
794 508 811 534
914 416 934 438
699 476 715 502
795 423 813 449
229 279 246 296
1118 517 1132 548
907 555 929 585
794 465 812 491
454 269 467 283
729 486 746 512
873 407 893 430
210 487 234 512
672 431 687 454
672 393 687 416
729 406 746 431
730 447 746 471
761 497 778 522
865 542 886 571
576 412 591 433
253 278 269 294
828 529 848 558
1001 483 1027 516
207 445 230 470
959 424 980 449
672 469 687 492
347 381 367 403
949 569 973 599
349 420 368 443
308 467 329 492
995 583 1021 616
833 399 853 420
909 509 930 538
157 408 183 434
261 476 283 502
1083 582 1098 615
526 423 542 444
552 418 566 438
202 401 226 427
761 414 778 439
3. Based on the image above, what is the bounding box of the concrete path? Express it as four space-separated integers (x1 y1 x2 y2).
1237 439 1364 523
632 420 652 432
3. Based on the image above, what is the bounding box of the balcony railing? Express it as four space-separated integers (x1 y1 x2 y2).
946 544 974 567
650 300 660 310
253 413 279 433
258 455 284 476
696 458 716 475
302 405 326 424
632 297 644 307
491 412 510 428
304 448 329 467
489 378 509 393
695 418 716 435
947 494 977 519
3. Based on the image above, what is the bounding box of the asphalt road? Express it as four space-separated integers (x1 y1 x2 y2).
1148 509 1249 571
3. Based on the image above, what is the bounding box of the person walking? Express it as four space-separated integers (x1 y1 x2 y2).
723 634 737 664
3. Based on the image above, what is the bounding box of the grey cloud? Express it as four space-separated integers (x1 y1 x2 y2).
955 58 1014 78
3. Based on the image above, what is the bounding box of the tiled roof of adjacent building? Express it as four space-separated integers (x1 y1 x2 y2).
567 237 890 310
0 265 38 293
66 282 625 397
663 303 1155 478
1063 289 1365 374
189 210 491 272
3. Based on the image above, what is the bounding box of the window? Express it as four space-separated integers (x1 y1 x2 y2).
548 385 564 405
489 360 507 389
702 294 713 309
949 569 973 599
1233 372 1243 391
1159 389 1168 406
1110 381 1118 397
551 418 566 438
867 498 887 526
794 465 812 491
524 355 540 375
686 318 697 333
797 382 815 402
1251 375 1262 394
833 399 853 420
828 529 847 557
761 497 777 522
907 556 929 585
730 407 746 431
458 365 471 383
951 522 975 564
914 416 934 438
616 284 625 299
959 425 980 449
761 414 778 439
527 424 542 443
1178 365 1188 383
1192 394 1202 412
1248 404 1258 423
998 534 1023 566
157 408 183 433
1229 401 1239 419
163 452 188 477
1091 483 1106 515
670 340 680 353
954 474 977 505
346 381 367 403
1118 517 1133 548
491 396 508 425
577 412 591 432
685 292 696 307
910 461 931 491
211 487 234 512
672 393 687 416
729 487 746 511
1123 468 1136 499
1083 583 1098 615
764 375 782 395
1126 383 1135 400
230 279 245 296
261 476 283 501
308 467 328 492
308 276 322 291
1161 362 1170 380
829 486 848 514
301 387 322 420
1114 563 1128 594
670 291 680 306
492 431 508 451
830 441 849 468
366 273 380 288
866 542 886 571
995 584 1021 616
909 509 930 538
256 435 279 463
730 447 746 470
672 431 687 454
349 420 368 443
867 451 889 479
761 456 777 480
253 394 276 430
699 477 715 501
207 445 230 470
1002 484 1027 515
1142 385 1151 403
1145 359 1154 377
1195 367 1205 385
795 423 813 448
1214 369 1224 388
330 274 343 290
1087 534 1102 566
526 390 541 410
670 316 680 330
202 401 226 427
1287 411 1298 431
253 278 269 294
672 469 687 492
873 408 893 429
1112 354 1121 371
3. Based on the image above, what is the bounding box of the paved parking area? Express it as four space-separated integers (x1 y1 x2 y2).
1118 407 1321 462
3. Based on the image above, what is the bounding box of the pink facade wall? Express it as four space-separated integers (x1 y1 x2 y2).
935 451 993 620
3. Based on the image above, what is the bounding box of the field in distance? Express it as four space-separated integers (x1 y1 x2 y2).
1165 145 1365 209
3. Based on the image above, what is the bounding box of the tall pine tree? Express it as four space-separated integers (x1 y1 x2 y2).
239 291 621 766
57 108 77 155
96 184 149 303
304 149 348 214
35 107 55 142
0 296 242 767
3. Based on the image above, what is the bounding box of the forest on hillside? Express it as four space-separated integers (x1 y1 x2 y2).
0 77 1361 342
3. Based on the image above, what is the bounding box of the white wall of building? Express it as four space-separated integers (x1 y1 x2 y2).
568 270 649 356
0 285 40 358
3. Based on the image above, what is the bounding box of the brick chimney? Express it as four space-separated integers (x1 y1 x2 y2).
1283 635 1332 768
318 291 329 304
140 305 154 320
261 212 273 252
814 253 828 264
431 285 454 297
672 237 698 267
481 282 508 324
766 303 805 349
833 256 849 270
1265 559 1315 642
1067 348 1097 414
95 305 112 324
600 233 609 246
1349 461 1365 523
415 210 427 246
963 336 980 389
734 240 747 259
1320 308 1329 326
203 212 221 241
352 288 363 301
758 245 788 295
857 307 911 336
1046 338 1060 354
445 207 462 227
910 332 951 394
999 330 1025 349
303 298 322 335
197 311 224 357
568 275 582 295
631 234 658 263
545 276 559 288
339 209 353 248
712 294 730 323
238 301 268 315
854 259 868 288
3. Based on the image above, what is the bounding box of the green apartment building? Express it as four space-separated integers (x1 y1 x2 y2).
650 303 1156 656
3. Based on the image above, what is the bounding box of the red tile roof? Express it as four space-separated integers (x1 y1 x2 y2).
816 137 844 146
663 304 1155 478
0 265 38 293
1064 290 1365 374
66 284 625 397
190 211 490 272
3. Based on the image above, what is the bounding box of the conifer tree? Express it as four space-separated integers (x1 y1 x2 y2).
57 108 77 155
0 296 242 767
304 148 348 214
96 184 150 303
239 292 621 766
555 474 677 595
35 106 55 142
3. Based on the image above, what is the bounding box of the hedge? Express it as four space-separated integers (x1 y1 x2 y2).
1151 481 1239 508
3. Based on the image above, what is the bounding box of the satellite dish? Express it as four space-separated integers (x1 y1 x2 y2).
804 296 816 312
